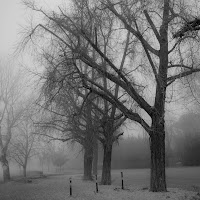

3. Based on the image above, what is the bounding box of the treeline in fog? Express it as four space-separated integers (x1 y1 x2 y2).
111 136 150 169
109 112 200 169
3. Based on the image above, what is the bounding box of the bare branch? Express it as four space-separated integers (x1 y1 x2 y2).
144 10 161 42
105 2 159 56
168 64 193 70
80 50 153 117
167 68 200 86
84 84 151 135
33 132 71 142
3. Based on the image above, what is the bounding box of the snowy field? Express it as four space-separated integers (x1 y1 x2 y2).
0 167 199 200
112 167 200 190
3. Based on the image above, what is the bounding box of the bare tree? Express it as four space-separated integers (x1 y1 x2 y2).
22 0 127 184
9 108 38 178
21 0 200 191
38 142 53 172
0 63 24 182
35 52 125 183
37 94 100 180
51 146 69 172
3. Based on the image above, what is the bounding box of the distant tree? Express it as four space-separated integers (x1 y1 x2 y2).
182 132 200 165
0 63 24 182
112 135 150 169
38 143 53 172
173 112 200 166
9 107 38 177
165 121 175 167
51 147 69 171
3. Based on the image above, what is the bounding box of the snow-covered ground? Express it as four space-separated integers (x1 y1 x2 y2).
73 186 200 200
66 174 200 200
0 167 199 200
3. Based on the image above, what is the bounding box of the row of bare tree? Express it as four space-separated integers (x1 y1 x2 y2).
6 0 200 192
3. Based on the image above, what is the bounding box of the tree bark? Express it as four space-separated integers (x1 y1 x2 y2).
83 145 93 180
1 155 11 182
149 1 169 192
150 116 167 192
101 142 112 185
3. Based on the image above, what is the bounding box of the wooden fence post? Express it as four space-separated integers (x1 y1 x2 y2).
69 177 72 196
95 174 98 193
121 172 124 190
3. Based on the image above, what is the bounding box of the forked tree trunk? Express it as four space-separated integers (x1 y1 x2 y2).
83 146 93 180
101 142 112 185
150 117 167 192
1 155 11 182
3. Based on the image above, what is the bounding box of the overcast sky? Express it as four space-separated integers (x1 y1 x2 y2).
0 0 23 55
0 0 66 56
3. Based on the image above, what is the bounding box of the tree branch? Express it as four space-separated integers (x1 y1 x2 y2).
106 2 159 56
144 10 161 42
33 132 72 142
80 51 153 117
84 84 152 135
112 132 123 142
167 68 200 85
168 64 193 70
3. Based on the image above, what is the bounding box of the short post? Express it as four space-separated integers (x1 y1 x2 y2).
69 177 72 196
95 174 98 193
121 171 124 190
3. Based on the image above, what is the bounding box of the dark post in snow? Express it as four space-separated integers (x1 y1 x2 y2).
95 174 98 193
69 177 72 196
121 172 124 190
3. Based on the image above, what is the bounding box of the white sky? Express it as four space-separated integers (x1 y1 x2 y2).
0 0 67 56
0 0 24 56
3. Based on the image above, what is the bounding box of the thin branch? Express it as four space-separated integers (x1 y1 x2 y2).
168 64 193 70
167 68 200 85
112 132 123 142
33 132 72 142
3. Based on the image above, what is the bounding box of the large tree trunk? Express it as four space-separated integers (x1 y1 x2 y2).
1 155 11 182
150 116 167 192
83 145 93 180
101 142 112 185
148 0 169 192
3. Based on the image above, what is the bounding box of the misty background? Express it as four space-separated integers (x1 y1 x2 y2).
0 0 200 183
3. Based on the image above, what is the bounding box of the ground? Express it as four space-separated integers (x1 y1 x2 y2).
0 167 199 200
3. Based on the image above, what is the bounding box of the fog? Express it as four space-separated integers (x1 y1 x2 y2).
1 110 200 182
0 141 84 181
1 2 200 200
